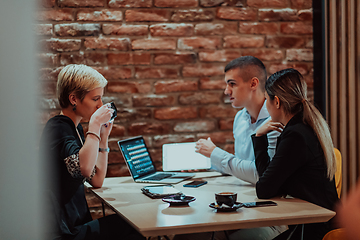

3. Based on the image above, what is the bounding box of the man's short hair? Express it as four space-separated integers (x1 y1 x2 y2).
224 56 267 90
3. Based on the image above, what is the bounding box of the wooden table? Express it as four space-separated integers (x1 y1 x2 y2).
88 172 336 238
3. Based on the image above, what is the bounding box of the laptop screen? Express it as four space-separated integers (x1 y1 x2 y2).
117 136 156 179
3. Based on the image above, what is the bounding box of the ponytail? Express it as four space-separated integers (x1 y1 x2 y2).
266 68 336 180
302 100 336 180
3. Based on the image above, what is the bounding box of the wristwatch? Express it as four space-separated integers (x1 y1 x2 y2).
99 147 110 152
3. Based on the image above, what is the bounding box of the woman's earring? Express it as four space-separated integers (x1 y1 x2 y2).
72 104 77 111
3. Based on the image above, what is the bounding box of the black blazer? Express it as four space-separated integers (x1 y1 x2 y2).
252 113 339 239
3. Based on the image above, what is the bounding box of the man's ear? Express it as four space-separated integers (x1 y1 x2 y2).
274 96 281 109
250 77 259 89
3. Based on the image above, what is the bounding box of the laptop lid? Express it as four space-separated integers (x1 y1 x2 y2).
117 136 157 181
162 142 211 171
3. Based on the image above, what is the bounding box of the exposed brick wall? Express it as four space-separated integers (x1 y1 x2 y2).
38 0 313 178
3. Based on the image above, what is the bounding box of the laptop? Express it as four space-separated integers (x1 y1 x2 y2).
162 142 211 171
117 136 195 184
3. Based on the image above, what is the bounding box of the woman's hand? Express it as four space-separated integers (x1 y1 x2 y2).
90 103 114 126
100 120 113 140
256 120 284 137
195 137 216 158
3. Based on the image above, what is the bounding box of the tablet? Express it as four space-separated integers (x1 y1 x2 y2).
162 142 211 171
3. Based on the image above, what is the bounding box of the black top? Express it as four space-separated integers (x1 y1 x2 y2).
41 115 92 239
252 113 339 239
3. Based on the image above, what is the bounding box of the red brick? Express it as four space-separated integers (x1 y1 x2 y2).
128 122 172 136
107 81 151 93
108 53 151 65
171 9 214 22
223 36 265 48
281 22 313 34
125 10 168 22
108 0 152 7
152 135 196 147
174 120 216 132
84 37 130 50
150 23 194 36
94 67 132 80
154 52 197 65
291 0 312 8
135 67 178 79
55 23 100 37
195 22 237 35
239 22 279 34
179 92 222 105
103 24 148 36
259 9 298 22
39 67 62 82
197 131 234 143
77 10 122 21
37 9 74 21
306 39 313 48
132 39 176 50
60 52 106 66
266 36 305 48
268 63 309 75
182 64 224 77
38 53 58 66
247 0 287 7
58 0 104 7
178 37 221 50
41 0 56 8
132 95 176 107
303 74 314 89
298 9 313 21
241 49 284 61
199 0 228 7
216 7 257 21
224 143 235 154
199 50 241 62
41 38 81 52
154 0 198 7
199 78 226 90
34 24 53 36
219 118 233 130
106 164 129 177
154 107 197 120
199 105 238 118
117 108 152 122
286 49 313 61
155 80 198 93
109 124 126 137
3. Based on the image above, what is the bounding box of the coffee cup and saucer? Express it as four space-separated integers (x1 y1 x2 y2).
209 192 243 212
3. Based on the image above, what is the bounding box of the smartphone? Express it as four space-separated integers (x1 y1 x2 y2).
183 180 207 188
109 102 117 121
242 201 277 208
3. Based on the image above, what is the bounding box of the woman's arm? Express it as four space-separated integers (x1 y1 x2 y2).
253 130 307 199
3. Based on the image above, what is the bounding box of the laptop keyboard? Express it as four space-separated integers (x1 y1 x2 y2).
143 173 174 181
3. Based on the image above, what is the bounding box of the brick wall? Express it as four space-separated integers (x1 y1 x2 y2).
38 0 313 178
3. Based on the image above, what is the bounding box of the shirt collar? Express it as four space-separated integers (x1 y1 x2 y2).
244 100 269 124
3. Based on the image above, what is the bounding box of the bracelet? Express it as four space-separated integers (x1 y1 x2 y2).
86 131 101 142
99 147 110 152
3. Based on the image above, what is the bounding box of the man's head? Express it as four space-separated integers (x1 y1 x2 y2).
224 56 266 109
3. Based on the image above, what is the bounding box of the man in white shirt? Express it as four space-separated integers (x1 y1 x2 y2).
196 56 278 184
190 56 287 240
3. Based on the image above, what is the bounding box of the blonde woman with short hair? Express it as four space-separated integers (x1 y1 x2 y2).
252 68 339 240
41 64 145 240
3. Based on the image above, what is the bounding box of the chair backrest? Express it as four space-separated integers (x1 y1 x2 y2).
322 228 347 240
334 148 342 198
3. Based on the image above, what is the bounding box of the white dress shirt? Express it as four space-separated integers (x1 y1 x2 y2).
210 101 279 184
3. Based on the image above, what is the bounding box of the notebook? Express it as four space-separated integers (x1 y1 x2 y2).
117 136 195 184
162 142 211 171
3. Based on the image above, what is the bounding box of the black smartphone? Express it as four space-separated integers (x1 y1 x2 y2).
242 201 277 208
109 102 117 121
183 180 207 188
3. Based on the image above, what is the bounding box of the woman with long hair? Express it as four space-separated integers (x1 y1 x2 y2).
252 68 338 239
